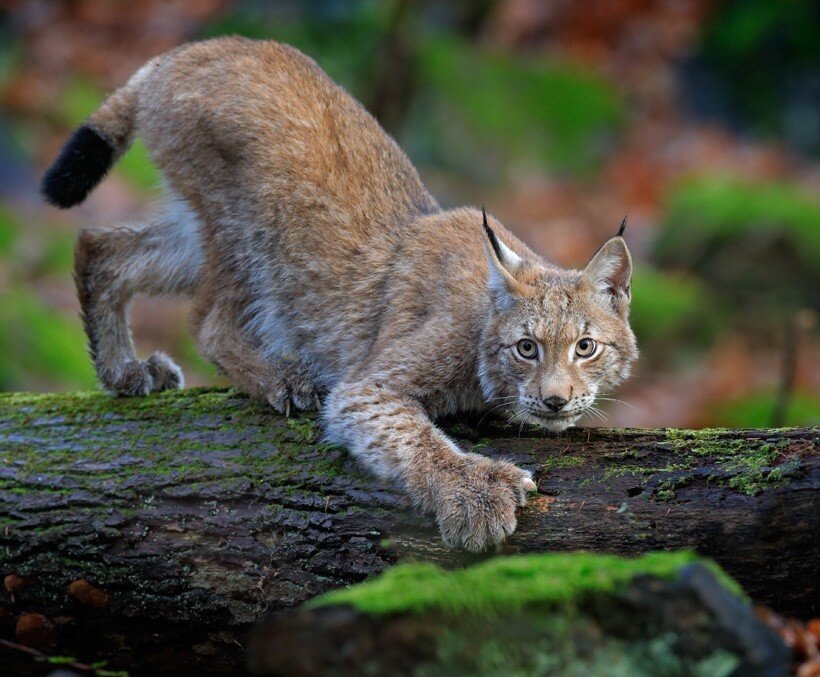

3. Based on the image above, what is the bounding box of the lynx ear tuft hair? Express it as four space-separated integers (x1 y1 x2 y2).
617 216 627 237
482 205 503 261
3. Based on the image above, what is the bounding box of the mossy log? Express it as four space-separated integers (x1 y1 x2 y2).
0 388 817 673
249 552 791 676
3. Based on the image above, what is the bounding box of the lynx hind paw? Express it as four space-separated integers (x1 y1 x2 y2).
265 360 323 416
435 456 536 553
103 352 184 397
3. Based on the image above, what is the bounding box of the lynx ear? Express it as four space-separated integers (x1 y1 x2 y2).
584 235 632 315
483 207 523 311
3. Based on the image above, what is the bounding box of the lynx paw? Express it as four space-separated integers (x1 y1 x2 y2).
102 352 184 396
429 453 536 552
265 358 323 416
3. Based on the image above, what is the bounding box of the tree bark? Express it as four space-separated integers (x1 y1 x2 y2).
0 388 817 674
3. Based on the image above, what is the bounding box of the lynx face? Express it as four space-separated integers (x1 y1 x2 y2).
479 217 638 431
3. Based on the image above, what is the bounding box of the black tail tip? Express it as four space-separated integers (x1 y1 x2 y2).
41 125 115 208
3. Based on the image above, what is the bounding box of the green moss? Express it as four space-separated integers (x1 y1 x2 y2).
0 389 357 500
541 454 588 470
287 416 319 443
662 428 799 496
311 551 743 617
666 428 728 456
432 621 740 677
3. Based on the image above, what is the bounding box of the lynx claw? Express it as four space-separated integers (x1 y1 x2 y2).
265 358 323 416
429 454 534 552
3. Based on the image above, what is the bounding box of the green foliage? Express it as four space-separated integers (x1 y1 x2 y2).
36 655 128 677
311 551 743 616
117 139 162 192
714 390 820 428
60 77 105 127
0 31 21 91
176 332 220 382
629 265 720 351
659 177 820 269
703 0 817 63
201 5 623 176
34 229 75 275
0 288 95 390
655 176 820 316
418 37 624 175
199 0 391 100
697 0 819 141
0 205 22 256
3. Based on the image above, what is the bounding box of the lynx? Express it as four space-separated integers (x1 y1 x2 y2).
42 37 637 551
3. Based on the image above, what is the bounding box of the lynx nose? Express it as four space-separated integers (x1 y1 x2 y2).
543 396 568 413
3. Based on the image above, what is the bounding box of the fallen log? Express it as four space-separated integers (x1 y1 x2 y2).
0 388 817 673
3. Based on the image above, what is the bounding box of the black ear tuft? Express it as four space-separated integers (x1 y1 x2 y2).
617 215 627 237
482 205 503 260
41 125 115 208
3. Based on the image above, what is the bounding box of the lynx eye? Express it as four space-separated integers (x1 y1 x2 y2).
516 339 538 359
575 338 597 358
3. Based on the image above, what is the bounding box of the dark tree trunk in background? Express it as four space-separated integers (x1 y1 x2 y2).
0 388 816 673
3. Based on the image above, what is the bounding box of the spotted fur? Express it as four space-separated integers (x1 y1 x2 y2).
44 37 637 551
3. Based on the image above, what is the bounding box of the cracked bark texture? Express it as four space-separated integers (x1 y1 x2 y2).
0 388 817 673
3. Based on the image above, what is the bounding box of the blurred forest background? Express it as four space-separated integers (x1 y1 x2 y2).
0 0 817 428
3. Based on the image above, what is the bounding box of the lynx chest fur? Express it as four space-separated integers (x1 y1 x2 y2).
42 36 637 551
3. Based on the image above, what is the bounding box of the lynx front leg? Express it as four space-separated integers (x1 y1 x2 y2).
75 208 202 396
325 382 536 551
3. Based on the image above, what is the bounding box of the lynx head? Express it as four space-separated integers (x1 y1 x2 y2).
478 210 638 431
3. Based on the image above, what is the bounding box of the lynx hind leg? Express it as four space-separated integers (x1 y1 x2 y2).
193 309 322 415
74 204 202 396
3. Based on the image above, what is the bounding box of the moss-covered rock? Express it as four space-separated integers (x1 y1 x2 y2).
310 551 745 616
251 552 787 676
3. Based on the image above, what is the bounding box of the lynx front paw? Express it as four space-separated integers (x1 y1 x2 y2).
102 352 184 396
429 453 537 552
265 358 323 416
